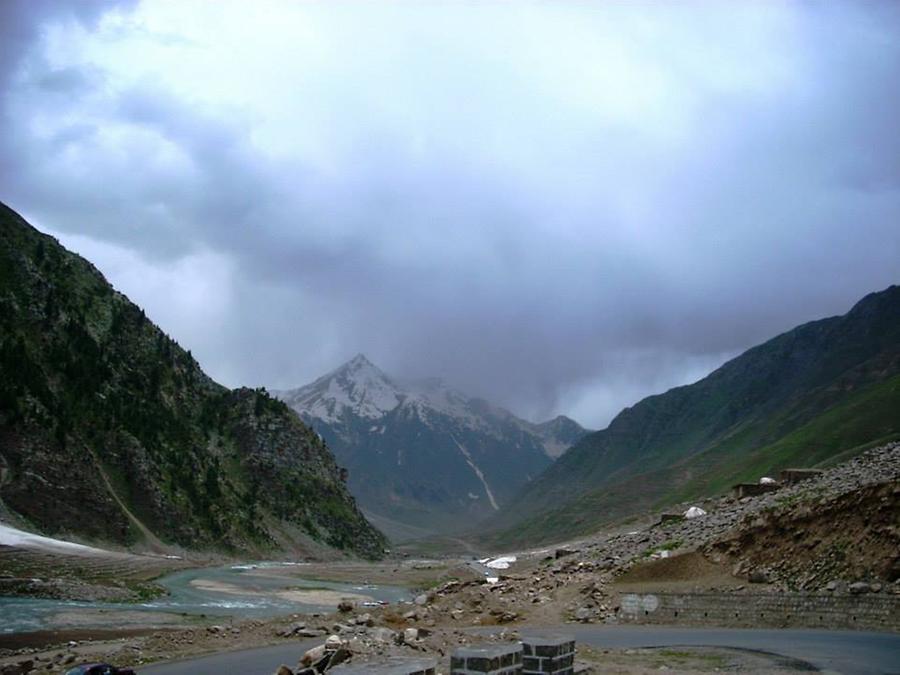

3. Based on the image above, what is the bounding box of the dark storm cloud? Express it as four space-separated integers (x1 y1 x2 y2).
1 1 899 427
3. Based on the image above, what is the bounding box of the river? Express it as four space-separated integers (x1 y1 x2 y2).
0 562 411 634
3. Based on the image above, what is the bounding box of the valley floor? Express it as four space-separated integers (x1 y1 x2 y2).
0 442 898 673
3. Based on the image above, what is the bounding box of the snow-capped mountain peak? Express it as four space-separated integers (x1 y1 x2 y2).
281 354 404 424
275 356 591 536
278 355 591 451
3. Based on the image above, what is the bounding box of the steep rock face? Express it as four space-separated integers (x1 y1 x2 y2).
485 284 900 545
277 356 589 534
0 202 385 558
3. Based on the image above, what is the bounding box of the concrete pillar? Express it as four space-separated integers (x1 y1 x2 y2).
521 633 576 675
450 642 524 674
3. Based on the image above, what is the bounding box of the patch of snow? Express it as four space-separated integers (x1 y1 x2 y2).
451 436 499 510
0 522 108 555
484 555 517 570
759 476 777 485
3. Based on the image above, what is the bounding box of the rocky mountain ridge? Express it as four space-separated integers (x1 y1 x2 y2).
276 356 590 536
0 201 385 558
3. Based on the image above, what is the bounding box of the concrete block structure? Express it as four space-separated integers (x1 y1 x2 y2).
613 591 900 632
450 642 524 674
779 468 823 485
521 634 576 675
732 482 780 498
331 656 437 674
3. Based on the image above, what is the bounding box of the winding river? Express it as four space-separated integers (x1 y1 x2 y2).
0 562 411 634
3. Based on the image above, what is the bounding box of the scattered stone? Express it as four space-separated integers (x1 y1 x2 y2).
297 629 327 638
849 582 871 595
574 607 593 622
748 570 770 584
354 613 374 626
370 627 398 644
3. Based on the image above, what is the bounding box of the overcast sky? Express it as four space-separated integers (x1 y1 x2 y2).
2 1 899 428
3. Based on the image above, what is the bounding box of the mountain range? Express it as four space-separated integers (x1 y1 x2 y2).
0 202 385 558
276 356 590 537
483 283 900 546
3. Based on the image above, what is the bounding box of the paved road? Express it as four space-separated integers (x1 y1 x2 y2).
563 625 900 675
140 626 900 675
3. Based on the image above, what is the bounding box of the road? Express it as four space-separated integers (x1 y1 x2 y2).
140 626 900 675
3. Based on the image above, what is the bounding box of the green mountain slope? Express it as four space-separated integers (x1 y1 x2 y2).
0 202 386 558
483 284 900 546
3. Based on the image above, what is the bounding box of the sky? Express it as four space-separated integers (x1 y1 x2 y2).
1 1 899 429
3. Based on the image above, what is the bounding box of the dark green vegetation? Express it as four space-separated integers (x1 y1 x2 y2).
0 202 385 557
485 284 900 546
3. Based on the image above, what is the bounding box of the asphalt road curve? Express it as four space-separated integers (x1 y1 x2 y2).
140 626 900 675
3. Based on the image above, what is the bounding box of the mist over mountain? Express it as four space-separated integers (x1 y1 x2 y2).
484 284 900 546
276 355 590 538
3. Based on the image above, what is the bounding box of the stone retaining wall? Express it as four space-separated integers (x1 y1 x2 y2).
613 592 900 632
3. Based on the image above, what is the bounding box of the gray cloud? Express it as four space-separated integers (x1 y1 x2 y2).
1 1 899 427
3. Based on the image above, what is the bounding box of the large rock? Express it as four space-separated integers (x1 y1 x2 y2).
299 644 326 667
369 627 398 644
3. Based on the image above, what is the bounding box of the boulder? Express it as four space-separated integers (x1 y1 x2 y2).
748 569 770 584
299 644 326 667
849 582 871 594
574 607 593 622
370 627 398 643
354 613 374 626
274 666 293 675
325 634 344 650
278 622 306 637
414 593 429 606
297 628 327 638
330 647 352 668
403 627 419 643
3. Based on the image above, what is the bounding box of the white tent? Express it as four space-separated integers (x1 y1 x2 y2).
683 506 707 519
759 476 777 484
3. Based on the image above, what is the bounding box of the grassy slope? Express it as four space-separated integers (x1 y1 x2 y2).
483 286 900 547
